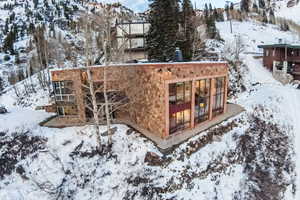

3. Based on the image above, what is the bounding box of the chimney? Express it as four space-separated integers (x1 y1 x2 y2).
174 47 183 62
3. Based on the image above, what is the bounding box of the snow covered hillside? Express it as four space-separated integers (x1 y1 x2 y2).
217 19 300 200
0 0 138 89
274 0 300 25
0 19 300 199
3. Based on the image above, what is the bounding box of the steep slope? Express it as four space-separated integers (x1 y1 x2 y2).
273 0 300 24
0 0 137 89
217 19 300 200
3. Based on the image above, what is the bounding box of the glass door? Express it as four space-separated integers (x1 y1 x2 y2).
169 81 192 135
212 77 225 117
194 79 210 124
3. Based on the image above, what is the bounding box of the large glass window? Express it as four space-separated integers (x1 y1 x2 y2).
53 81 75 102
169 81 192 135
212 77 225 117
195 79 210 124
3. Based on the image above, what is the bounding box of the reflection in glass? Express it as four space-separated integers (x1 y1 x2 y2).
195 79 210 124
169 81 192 134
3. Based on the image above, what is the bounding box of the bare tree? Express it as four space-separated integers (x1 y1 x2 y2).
83 13 102 149
81 4 129 147
223 34 245 61
233 34 245 61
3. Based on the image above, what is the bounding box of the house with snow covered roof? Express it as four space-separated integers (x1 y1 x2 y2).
43 62 243 149
258 42 300 81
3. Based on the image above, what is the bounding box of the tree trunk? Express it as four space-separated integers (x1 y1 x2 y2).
85 17 102 150
103 65 112 145
87 67 102 149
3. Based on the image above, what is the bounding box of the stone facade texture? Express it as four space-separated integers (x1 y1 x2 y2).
50 62 228 139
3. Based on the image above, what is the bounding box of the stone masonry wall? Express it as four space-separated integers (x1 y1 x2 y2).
50 62 228 139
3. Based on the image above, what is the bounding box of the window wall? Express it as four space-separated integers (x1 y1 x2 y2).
194 79 210 124
212 77 225 117
169 81 192 134
53 81 75 102
168 77 226 136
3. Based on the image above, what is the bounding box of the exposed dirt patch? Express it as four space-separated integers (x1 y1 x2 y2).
236 108 295 199
0 130 47 179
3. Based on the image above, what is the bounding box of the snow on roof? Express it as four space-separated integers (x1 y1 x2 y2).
50 61 228 72
258 43 300 49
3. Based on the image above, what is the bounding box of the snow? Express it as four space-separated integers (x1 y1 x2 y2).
51 61 228 71
1 17 300 200
0 68 248 200
275 0 300 25
217 20 299 51
218 19 300 200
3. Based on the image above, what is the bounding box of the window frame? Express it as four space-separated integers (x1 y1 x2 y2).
212 77 225 117
169 81 192 135
53 81 75 103
194 79 211 124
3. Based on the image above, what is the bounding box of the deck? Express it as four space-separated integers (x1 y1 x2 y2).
41 103 245 150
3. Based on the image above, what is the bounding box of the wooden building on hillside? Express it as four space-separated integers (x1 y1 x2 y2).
258 43 300 80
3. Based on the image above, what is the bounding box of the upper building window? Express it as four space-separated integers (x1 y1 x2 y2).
53 81 75 102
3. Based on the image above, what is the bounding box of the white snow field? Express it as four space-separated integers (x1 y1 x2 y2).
275 0 300 25
218 20 300 200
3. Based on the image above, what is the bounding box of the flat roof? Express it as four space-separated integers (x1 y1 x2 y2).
50 61 228 72
258 44 300 49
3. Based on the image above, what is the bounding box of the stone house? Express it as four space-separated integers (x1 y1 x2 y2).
46 62 243 149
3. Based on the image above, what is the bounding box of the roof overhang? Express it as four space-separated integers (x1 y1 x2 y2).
258 44 300 49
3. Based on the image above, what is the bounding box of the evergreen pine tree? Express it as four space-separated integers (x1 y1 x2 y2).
33 0 39 9
206 15 218 39
204 3 209 18
225 4 229 12
241 0 249 12
3 31 15 54
262 10 268 23
44 0 49 8
3 25 17 54
259 0 265 9
15 51 20 64
213 8 218 21
213 8 223 22
181 0 194 60
209 3 213 13
280 20 290 31
9 12 15 23
4 18 9 34
269 9 275 24
147 0 180 62
252 3 258 13
28 22 35 34
0 76 4 93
